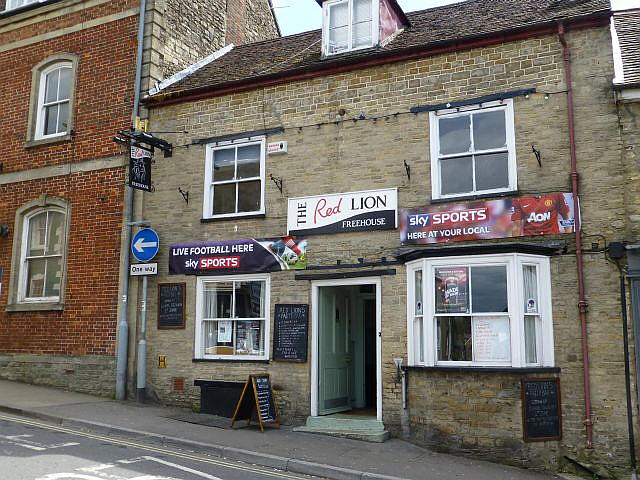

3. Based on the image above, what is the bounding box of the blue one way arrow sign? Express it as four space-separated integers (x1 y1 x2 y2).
132 228 159 262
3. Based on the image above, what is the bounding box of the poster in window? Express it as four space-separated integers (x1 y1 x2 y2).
217 320 233 343
235 320 261 354
472 317 511 363
435 267 469 314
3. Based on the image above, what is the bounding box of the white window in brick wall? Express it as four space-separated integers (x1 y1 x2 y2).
195 275 270 360
35 62 73 140
406 254 554 368
323 0 379 56
20 209 65 302
429 99 517 200
5 0 43 11
203 138 266 219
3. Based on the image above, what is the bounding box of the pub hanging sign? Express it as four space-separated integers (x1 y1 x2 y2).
129 146 153 192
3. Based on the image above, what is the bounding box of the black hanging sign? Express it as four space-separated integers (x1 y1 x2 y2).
129 145 152 192
521 378 562 442
273 304 308 362
230 374 279 432
157 283 185 329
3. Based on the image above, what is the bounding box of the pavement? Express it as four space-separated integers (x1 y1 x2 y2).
0 379 561 480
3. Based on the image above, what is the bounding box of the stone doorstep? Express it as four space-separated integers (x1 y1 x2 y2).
294 415 390 443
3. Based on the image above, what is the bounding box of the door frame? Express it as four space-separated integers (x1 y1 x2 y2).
311 277 382 422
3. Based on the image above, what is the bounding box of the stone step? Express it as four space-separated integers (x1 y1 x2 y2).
293 415 389 443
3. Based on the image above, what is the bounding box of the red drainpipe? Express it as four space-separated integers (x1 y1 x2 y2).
558 22 593 448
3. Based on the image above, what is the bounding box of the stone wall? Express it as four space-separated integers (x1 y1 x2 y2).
144 25 634 475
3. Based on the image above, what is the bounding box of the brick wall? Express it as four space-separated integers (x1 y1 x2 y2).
143 24 633 474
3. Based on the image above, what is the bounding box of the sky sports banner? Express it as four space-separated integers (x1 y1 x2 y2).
400 193 578 244
169 237 307 275
287 188 397 236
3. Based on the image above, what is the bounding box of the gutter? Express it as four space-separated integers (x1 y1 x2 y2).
144 11 610 108
558 21 593 449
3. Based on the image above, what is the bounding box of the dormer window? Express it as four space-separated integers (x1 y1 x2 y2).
323 0 379 56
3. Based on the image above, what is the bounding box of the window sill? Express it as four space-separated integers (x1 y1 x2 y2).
24 133 72 149
201 213 266 223
193 358 270 364
6 302 64 312
404 366 560 374
430 190 518 205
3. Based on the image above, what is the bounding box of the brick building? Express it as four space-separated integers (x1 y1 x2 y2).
0 0 278 396
137 0 636 476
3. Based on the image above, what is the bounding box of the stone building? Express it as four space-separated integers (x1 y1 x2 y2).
0 0 278 396
139 0 636 475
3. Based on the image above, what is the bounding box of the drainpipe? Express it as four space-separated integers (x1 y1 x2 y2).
558 22 593 448
115 0 147 401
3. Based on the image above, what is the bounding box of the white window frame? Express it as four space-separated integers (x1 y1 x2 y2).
195 274 271 361
35 62 73 141
203 137 266 220
429 99 517 200
406 253 554 368
18 207 66 304
322 0 380 56
5 0 43 12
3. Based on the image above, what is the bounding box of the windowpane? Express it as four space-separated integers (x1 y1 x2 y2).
26 258 46 297
45 69 59 104
46 211 64 255
440 156 473 195
472 316 510 363
473 110 506 150
44 257 62 297
470 266 508 313
524 315 538 364
58 67 72 100
330 1 348 28
414 270 423 315
237 181 261 213
28 213 47 257
44 104 59 136
203 282 233 318
437 316 471 361
213 148 235 181
353 21 372 48
203 321 223 354
234 281 265 318
439 116 471 155
236 144 261 179
414 317 424 363
213 183 236 215
56 101 69 134
329 26 348 53
353 0 372 22
236 320 264 355
475 152 509 191
523 265 539 313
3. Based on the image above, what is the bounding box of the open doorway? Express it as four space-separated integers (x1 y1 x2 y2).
312 279 381 420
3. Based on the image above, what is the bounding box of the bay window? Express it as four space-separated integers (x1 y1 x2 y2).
407 254 553 367
195 275 270 360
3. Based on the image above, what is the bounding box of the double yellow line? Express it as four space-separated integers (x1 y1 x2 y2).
0 413 314 480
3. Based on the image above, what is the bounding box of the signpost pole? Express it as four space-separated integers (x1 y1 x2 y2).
136 274 148 403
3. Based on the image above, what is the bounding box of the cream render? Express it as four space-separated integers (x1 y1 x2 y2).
138 7 636 477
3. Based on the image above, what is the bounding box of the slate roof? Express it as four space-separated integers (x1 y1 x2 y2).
148 0 610 103
613 9 640 85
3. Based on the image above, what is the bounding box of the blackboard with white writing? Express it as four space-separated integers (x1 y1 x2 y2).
230 374 279 432
273 304 308 362
158 283 185 329
521 378 562 442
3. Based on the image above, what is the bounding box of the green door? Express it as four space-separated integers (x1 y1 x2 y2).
318 287 351 415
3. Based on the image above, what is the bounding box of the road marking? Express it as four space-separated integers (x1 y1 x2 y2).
143 456 224 479
0 433 79 451
0 413 314 480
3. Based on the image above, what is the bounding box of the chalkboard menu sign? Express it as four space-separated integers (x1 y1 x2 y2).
273 304 308 362
521 378 562 442
158 283 186 329
230 374 279 432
